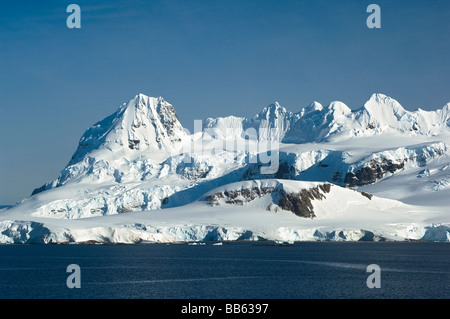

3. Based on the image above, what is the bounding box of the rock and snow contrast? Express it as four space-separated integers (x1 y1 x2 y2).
1 93 449 243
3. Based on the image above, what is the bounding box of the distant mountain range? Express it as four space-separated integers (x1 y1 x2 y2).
1 93 449 243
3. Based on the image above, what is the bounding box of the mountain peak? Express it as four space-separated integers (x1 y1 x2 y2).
369 92 389 101
256 102 288 120
327 101 352 115
69 94 186 165
362 93 406 124
135 93 166 104
301 101 323 116
365 93 405 111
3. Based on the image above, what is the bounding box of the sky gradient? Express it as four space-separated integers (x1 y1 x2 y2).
1 0 449 204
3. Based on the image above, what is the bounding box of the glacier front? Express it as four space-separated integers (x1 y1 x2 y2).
1 92 449 243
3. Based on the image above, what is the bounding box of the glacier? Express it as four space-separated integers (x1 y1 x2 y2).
1 92 449 243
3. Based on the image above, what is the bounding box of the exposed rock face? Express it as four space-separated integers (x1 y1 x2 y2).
31 185 48 196
157 102 183 142
344 159 406 187
32 94 187 196
128 139 140 150
24 93 449 223
238 143 447 190
239 154 299 181
206 187 275 206
240 162 296 181
278 184 331 218
361 192 373 200
69 94 186 164
206 182 332 219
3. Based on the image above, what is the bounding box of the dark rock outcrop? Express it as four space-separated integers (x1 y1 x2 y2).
344 159 406 187
278 184 331 218
206 186 275 206
206 182 332 219
31 184 47 196
128 139 140 150
361 192 373 200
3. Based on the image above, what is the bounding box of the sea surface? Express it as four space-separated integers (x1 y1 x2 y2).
0 242 448 299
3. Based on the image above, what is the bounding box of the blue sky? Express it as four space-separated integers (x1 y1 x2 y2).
0 0 449 204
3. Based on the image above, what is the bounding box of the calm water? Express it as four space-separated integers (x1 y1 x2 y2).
0 242 448 299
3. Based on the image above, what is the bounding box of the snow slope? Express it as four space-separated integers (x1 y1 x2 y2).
205 93 450 143
0 180 448 243
1 93 449 243
284 94 450 143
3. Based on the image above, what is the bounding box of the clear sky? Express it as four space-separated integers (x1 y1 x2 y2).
0 0 449 204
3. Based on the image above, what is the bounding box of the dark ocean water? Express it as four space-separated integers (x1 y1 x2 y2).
0 242 448 299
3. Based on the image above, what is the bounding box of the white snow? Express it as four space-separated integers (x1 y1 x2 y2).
1 93 449 243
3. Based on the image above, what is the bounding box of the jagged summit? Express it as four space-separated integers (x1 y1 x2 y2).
204 93 450 144
5 91 448 244
364 93 406 113
355 93 450 135
247 101 298 141
30 92 449 197
46 92 450 164
358 93 407 128
69 94 186 166
256 102 288 120
300 101 323 116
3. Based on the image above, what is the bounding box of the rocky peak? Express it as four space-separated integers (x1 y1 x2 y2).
362 93 407 122
256 102 288 121
300 101 323 117
249 102 297 141
69 93 186 165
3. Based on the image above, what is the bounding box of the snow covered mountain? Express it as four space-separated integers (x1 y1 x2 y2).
1 92 449 243
205 93 450 143
32 94 188 194
204 101 300 141
286 93 450 142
